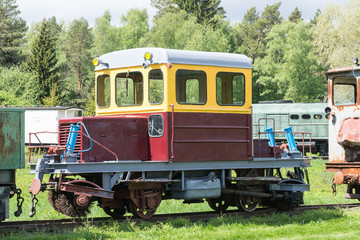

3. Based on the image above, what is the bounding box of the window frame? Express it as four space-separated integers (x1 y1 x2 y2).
115 71 144 107
175 69 207 105
96 74 111 108
216 71 246 107
148 69 164 105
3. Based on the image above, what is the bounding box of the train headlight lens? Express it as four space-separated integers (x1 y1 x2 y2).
92 58 100 66
144 52 152 61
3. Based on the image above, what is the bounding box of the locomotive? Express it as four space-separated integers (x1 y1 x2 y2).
325 62 360 199
253 101 328 156
0 108 24 221
29 48 310 219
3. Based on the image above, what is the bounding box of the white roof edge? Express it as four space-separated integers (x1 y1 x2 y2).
95 48 252 71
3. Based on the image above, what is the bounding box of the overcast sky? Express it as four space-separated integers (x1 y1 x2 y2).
16 0 348 26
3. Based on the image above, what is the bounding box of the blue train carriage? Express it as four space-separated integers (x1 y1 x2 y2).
29 48 310 219
252 101 328 156
0 108 25 221
325 62 360 199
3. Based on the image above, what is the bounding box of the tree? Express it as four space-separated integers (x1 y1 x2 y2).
0 66 35 105
288 7 302 23
92 10 121 56
255 21 327 102
0 0 27 66
63 18 93 92
26 18 59 105
140 10 229 52
151 0 226 28
233 2 282 102
120 9 149 49
314 0 360 68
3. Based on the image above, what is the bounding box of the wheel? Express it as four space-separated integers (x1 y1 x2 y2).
103 206 126 219
207 197 230 212
128 200 157 219
48 190 90 217
235 195 259 212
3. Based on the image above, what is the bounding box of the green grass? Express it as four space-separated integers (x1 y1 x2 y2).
4 158 360 239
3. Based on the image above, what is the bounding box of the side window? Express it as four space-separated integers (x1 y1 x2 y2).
176 69 207 105
302 114 311 119
314 114 322 119
116 72 143 106
216 72 245 106
333 77 356 106
97 75 110 107
290 114 299 120
149 69 164 104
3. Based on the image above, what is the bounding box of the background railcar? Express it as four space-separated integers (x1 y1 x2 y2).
0 108 24 221
25 106 83 146
252 101 328 156
29 48 310 219
326 64 360 199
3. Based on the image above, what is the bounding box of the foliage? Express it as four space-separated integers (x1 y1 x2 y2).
0 0 27 66
120 8 149 49
140 10 229 52
314 0 360 68
288 7 302 22
151 0 226 28
25 18 60 105
92 10 121 56
0 66 35 105
255 21 327 102
233 2 282 102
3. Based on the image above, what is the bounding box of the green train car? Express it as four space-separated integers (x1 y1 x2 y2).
0 108 25 221
252 101 328 156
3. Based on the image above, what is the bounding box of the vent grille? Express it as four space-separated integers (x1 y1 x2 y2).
59 122 83 159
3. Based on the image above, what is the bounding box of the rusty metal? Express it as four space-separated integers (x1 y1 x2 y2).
30 178 41 195
59 180 114 199
75 194 90 208
334 171 344 185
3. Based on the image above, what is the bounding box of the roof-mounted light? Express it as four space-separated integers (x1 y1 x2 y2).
144 52 152 61
92 58 109 68
353 57 359 66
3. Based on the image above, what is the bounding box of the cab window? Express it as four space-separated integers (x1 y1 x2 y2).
176 69 207 105
149 69 164 104
97 75 110 107
333 77 356 106
216 72 245 106
116 72 143 106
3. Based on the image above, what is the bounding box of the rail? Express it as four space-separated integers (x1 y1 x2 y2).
28 129 119 163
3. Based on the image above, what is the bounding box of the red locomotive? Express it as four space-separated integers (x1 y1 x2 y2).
29 48 310 219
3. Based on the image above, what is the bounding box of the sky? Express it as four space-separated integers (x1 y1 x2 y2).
16 0 349 26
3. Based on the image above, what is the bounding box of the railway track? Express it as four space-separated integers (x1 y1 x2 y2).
1 203 359 234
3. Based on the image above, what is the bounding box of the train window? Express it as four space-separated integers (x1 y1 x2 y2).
176 69 207 105
290 114 299 120
302 114 311 119
314 114 322 119
333 77 356 106
116 72 143 106
97 75 110 108
216 72 245 106
148 114 164 137
149 69 164 104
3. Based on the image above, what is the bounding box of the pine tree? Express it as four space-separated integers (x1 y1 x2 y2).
0 0 27 66
64 18 93 92
26 18 59 105
289 7 302 23
151 0 226 28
